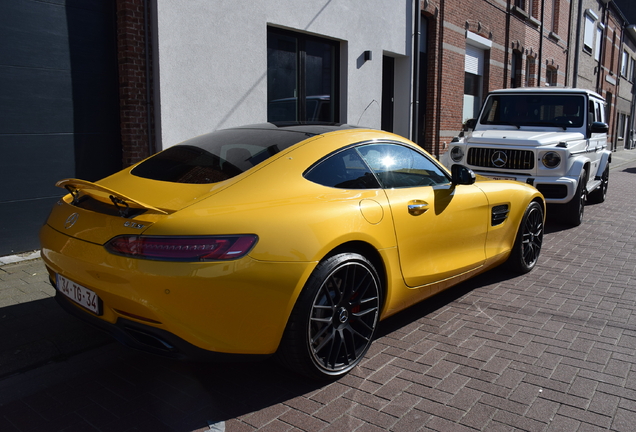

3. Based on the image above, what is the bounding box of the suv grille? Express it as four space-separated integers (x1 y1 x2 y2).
467 148 535 170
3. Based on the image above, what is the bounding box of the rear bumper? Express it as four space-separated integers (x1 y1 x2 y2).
54 287 265 362
40 223 316 356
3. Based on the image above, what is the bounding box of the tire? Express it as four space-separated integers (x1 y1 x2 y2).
588 166 609 204
507 201 544 274
277 253 381 380
564 170 587 227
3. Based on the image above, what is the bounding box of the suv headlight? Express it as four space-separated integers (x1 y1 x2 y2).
541 151 561 168
450 146 464 162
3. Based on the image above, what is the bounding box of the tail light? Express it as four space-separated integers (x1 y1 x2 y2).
105 235 258 261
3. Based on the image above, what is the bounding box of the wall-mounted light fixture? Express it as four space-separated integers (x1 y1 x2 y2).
363 50 372 62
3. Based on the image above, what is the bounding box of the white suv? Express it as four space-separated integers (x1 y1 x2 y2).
441 88 611 226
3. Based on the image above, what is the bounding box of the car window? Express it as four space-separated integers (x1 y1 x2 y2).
304 148 381 189
131 125 356 184
481 94 585 128
357 143 450 188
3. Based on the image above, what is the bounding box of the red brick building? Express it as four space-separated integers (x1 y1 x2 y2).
416 0 571 157
116 0 154 167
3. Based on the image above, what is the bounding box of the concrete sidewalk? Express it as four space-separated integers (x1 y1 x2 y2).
0 257 112 379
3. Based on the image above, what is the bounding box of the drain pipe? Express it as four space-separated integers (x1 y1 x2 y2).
628 25 636 149
412 0 420 144
572 0 583 87
538 0 545 86
144 0 154 157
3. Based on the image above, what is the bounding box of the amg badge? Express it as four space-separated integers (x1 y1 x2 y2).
124 221 145 229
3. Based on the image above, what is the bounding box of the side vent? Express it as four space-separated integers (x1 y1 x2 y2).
492 205 510 226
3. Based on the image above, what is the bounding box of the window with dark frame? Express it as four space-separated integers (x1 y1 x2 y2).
511 51 522 88
267 27 339 123
525 56 535 86
546 67 558 86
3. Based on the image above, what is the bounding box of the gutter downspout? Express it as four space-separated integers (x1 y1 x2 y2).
628 25 636 149
144 0 154 157
434 0 445 158
615 14 625 152
538 0 544 86
595 4 608 95
412 0 420 144
572 0 583 87
504 0 510 87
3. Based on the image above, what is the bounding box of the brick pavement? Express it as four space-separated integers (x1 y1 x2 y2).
0 150 635 431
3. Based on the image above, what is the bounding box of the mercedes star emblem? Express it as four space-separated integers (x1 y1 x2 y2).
64 213 79 229
491 151 508 168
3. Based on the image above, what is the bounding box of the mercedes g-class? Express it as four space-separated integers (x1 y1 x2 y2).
441 88 611 226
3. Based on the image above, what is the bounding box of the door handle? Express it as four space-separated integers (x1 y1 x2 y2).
408 200 429 216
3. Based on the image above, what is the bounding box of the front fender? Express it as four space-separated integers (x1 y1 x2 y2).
566 157 590 180
595 150 612 179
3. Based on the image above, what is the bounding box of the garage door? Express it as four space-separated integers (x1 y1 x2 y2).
0 0 121 256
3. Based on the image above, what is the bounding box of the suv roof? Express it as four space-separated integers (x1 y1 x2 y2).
488 87 604 99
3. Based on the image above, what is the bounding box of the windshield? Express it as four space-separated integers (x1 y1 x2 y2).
480 94 585 128
131 124 353 184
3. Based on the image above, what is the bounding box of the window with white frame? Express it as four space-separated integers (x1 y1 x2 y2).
464 45 485 122
528 0 534 18
584 12 596 53
621 50 629 77
595 25 603 61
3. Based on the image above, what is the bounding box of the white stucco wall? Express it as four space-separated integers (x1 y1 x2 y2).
153 0 413 149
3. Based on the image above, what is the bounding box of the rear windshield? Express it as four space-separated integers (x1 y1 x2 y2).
131 126 320 184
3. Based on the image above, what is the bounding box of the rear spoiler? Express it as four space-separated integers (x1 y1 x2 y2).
56 178 168 216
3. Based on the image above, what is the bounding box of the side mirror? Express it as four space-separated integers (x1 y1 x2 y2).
590 121 609 134
451 164 476 185
464 118 477 131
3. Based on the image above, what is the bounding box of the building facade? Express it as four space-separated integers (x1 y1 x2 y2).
417 0 572 158
150 0 414 150
1 0 635 255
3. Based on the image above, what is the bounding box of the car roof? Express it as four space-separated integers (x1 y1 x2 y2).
487 87 604 99
229 122 362 136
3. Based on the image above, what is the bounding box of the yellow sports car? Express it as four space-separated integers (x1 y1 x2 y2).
40 123 544 379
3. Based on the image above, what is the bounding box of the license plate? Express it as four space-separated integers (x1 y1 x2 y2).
56 274 102 315
487 175 516 181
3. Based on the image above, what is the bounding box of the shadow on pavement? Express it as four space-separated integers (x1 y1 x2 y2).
0 297 112 380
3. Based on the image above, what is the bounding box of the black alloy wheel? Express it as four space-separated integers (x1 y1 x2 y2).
507 201 544 273
278 253 381 380
564 170 587 226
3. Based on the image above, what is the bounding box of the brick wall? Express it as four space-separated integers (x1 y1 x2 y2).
421 0 571 156
116 0 153 167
